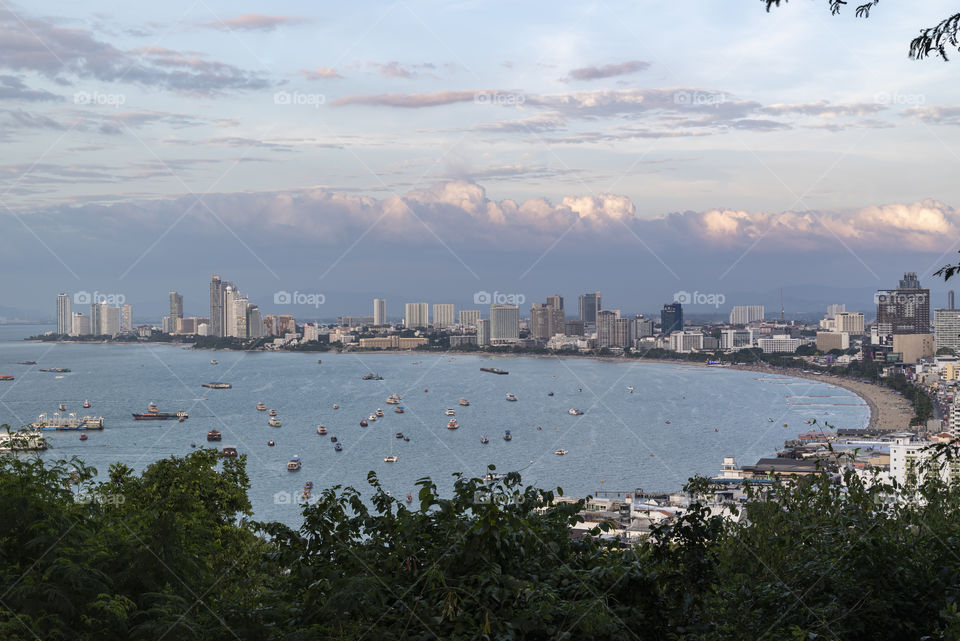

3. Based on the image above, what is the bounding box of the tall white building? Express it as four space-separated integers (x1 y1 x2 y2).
720 329 753 350
405 302 429 328
224 286 238 337
120 305 133 332
596 309 620 348
247 305 264 338
56 293 71 335
729 305 764 325
459 309 481 328
490 305 519 342
669 331 704 353
91 303 121 337
935 309 960 353
835 312 864 335
232 294 249 338
432 303 455 329
70 312 90 336
757 335 803 354
373 298 386 326
476 318 491 346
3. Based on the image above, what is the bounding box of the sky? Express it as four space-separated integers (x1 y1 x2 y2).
2 0 960 320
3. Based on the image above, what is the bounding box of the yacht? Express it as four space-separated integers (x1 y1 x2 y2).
503 430 512 441
210 360 218 365
547 392 554 397
268 418 282 427
58 403 66 412
287 456 302 471
505 393 518 402
82 400 91 409
627 386 635 393
317 425 327 435
368 413 377 422
206 429 222 441
395 432 404 439
458 399 470 406
555 449 567 456
568 408 584 416
385 394 401 405
256 403 267 411
221 447 238 458
267 440 275 447
330 436 338 443
383 455 398 463
269 409 277 417
446 418 459 430
445 409 456 416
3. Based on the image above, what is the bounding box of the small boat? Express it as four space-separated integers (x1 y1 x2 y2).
394 406 405 414
222 446 238 457
395 432 404 439
269 409 277 417
178 415 186 423
79 433 88 441
268 418 282 427
330 436 338 443
783 423 788 427
459 398 470 406
555 449 567 456
317 359 322 364
547 391 554 396
83 400 91 409
503 430 512 441
385 395 400 405
445 409 456 416
361 373 384 381
768 418 774 422
384 455 397 463
317 425 327 435
505 393 518 402
665 420 671 424
376 408 384 417
568 408 584 416
202 382 232 389
16 361 36 365
480 367 508 375
480 435 489 444
627 386 635 393
334 443 342 451
256 403 267 411
368 414 377 422
360 419 368 427
424 388 428 393
287 456 301 471
207 429 222 441
190 442 196 448
446 418 459 430
333 403 339 410
39 368 71 373
403 436 410 442
58 404 66 412
210 360 218 365
406 492 413 503
302 488 311 500
267 440 275 446
536 426 542 431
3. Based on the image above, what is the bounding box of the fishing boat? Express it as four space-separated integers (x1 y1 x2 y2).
267 440 275 447
207 429 222 441
568 408 584 416
82 400 91 409
547 392 554 396
79 433 88 441
480 435 489 444
503 430 512 441
269 409 277 417
58 403 66 412
334 443 343 451
445 409 456 416
256 403 267 411
384 455 397 463
394 406 405 414
505 393 518 402
317 425 327 435
202 382 232 389
333 403 339 409
287 456 302 471
446 418 459 430
361 419 368 427
376 408 384 417
268 418 282 427
555 449 567 456
222 447 238 457
458 398 470 406
368 414 377 422
330 436 338 443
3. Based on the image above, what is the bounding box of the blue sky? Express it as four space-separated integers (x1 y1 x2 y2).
2 1 960 319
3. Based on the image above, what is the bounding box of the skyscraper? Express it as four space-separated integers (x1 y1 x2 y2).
876 271 930 338
596 309 619 348
578 292 601 324
490 304 519 342
661 302 683 335
210 275 223 338
404 302 429 328
56 293 71 335
935 309 960 353
247 305 264 338
530 303 550 340
729 305 764 325
120 304 133 332
373 298 386 326
169 291 183 333
70 312 90 336
476 318 491 346
459 309 481 328
432 303 455 328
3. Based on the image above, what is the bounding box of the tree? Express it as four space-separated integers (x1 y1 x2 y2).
765 1 960 60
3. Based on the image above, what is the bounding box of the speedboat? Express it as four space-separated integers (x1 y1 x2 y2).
317 425 327 435
445 409 456 416
79 433 88 441
395 432 404 439
568 408 584 416
665 420 671 424
268 418 282 427
58 404 66 412
547 392 554 396
360 419 368 427
555 449 567 456
768 418 774 422
287 456 301 471
207 429 222 441
458 399 470 406
384 455 397 463
480 435 489 444
446 418 459 430
403 436 410 442
210 360 218 365
368 414 377 422
256 403 267 411
376 409 384 417
269 409 277 417
503 430 512 441
334 443 343 451
330 436 338 443
82 400 91 409
267 440 275 447
333 403 339 410
222 447 238 457
394 406 405 414
505 393 518 402
385 396 400 405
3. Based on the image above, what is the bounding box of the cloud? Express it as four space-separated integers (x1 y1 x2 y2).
902 105 960 126
565 60 650 81
332 90 482 108
201 14 312 31
368 61 439 79
300 67 343 80
760 101 887 118
0 75 60 101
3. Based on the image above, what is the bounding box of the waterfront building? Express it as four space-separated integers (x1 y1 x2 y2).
70 312 90 336
247 305 264 338
230 293 249 338
720 329 753 350
892 334 935 364
729 305 764 325
459 309 481 328
661 303 683 335
835 312 865 335
669 331 704 353
358 335 429 349
405 302 429 328
530 303 550 340
876 271 930 339
275 315 295 336
449 335 478 347
262 315 276 337
90 302 121 338
816 331 849 352
596 310 620 348
169 292 183 334
578 292 601 325
889 432 960 486
303 323 319 342
433 303 455 329
615 317 635 348
935 309 960 354
120 305 133 332
476 318 491 346
564 319 585 337
490 304 519 343
756 335 803 354
209 275 224 337
373 298 386 326
56 293 71 335
635 316 654 338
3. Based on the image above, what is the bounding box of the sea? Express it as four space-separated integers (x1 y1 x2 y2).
0 325 869 525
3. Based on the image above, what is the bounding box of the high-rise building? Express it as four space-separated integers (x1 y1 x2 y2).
835 312 865 335
530 303 550 340
169 292 183 333
224 286 238 337
459 309 481 328
247 305 264 339
729 305 764 325
70 312 90 336
210 275 223 338
490 304 519 342
373 298 386 326
405 302 429 328
120 304 133 332
661 302 683 335
935 309 960 353
596 309 620 348
232 293 249 338
720 329 753 350
91 303 121 337
876 271 930 338
578 292 601 324
826 304 846 319
56 293 71 335
476 318 491 346
275 315 296 335
635 315 654 338
432 303 455 329
615 317 635 348
262 315 276 337
565 320 585 336
669 331 704 353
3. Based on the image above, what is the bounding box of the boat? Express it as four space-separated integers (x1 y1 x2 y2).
330 436 338 443
361 419 368 427
376 408 384 417
503 430 512 441
267 440 275 446
210 360 218 365
403 436 410 442
394 406 405 414
446 418 459 430
256 403 267 411
16 361 36 365
480 435 489 444
768 418 774 422
385 394 400 405
627 386 635 393
317 425 327 435
268 418 282 427
334 443 342 451
79 433 88 441
383 455 398 463
207 430 222 441
395 432 404 439
58 404 66 412
333 403 339 409
302 487 312 500
505 393 518 402
445 409 456 416
178 415 186 423
361 373 384 381
0 375 13 381
555 449 567 456
568 408 584 416
368 414 377 422
38 368 70 373
547 392 554 396
287 456 302 471
458 398 470 406
665 420 671 424
406 493 413 503
202 382 232 389
82 400 91 408
30 412 105 430
269 409 277 417
480 367 509 375
132 410 188 421
222 447 238 458
148 403 158 413
317 359 322 364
